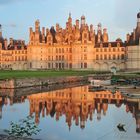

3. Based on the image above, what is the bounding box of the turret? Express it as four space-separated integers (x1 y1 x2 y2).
126 33 130 43
4 38 8 50
136 12 140 41
42 27 45 43
90 24 93 32
76 19 79 30
35 19 40 33
56 23 60 33
35 20 40 44
103 28 108 42
97 23 102 33
10 38 13 45
137 12 140 27
81 15 86 30
29 27 33 35
68 13 72 25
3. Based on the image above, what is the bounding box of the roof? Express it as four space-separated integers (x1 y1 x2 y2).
94 41 125 48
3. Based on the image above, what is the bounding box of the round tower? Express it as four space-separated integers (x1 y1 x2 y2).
137 12 140 25
136 12 140 41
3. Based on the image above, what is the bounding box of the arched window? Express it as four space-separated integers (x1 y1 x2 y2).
121 54 125 59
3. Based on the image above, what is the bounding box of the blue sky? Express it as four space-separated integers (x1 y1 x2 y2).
0 0 140 43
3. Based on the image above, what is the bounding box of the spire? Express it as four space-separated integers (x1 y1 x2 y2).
68 12 72 23
69 12 71 18
68 12 72 28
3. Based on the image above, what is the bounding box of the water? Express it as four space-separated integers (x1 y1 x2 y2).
0 85 140 140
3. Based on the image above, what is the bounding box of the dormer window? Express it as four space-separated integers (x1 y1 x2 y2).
117 43 120 47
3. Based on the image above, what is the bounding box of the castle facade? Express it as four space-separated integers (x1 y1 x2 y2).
0 13 140 71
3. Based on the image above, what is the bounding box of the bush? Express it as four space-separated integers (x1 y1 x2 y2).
4 116 41 138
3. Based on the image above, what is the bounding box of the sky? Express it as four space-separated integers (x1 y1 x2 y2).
0 0 140 43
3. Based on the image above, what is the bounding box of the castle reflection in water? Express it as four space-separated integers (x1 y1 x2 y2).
0 85 140 133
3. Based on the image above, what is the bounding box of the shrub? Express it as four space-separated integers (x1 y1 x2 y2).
5 116 41 138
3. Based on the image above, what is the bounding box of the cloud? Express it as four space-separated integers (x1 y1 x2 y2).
1 24 17 28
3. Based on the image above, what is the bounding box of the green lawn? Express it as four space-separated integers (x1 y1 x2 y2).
0 70 107 80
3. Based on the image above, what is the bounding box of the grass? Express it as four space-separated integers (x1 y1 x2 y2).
0 70 110 80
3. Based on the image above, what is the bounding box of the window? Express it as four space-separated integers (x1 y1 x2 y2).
84 63 87 68
56 56 58 60
69 55 72 60
62 63 64 69
69 48 72 53
121 48 125 51
104 54 107 60
84 48 87 52
69 63 72 69
59 48 61 53
62 48 64 53
84 40 87 44
121 54 125 59
55 63 58 69
96 54 99 60
118 55 120 60
84 54 87 60
30 62 32 68
62 55 64 60
113 48 116 52
15 56 17 61
59 56 61 60
113 54 116 60
100 55 102 60
81 63 83 68
22 56 24 61
56 48 58 53
48 63 51 69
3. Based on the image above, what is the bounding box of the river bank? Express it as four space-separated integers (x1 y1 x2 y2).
0 76 88 89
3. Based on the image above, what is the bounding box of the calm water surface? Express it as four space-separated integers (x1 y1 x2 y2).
0 85 140 140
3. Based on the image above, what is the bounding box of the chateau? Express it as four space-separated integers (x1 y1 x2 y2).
0 13 140 71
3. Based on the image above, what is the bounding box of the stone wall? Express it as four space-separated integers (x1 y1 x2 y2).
0 76 88 89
